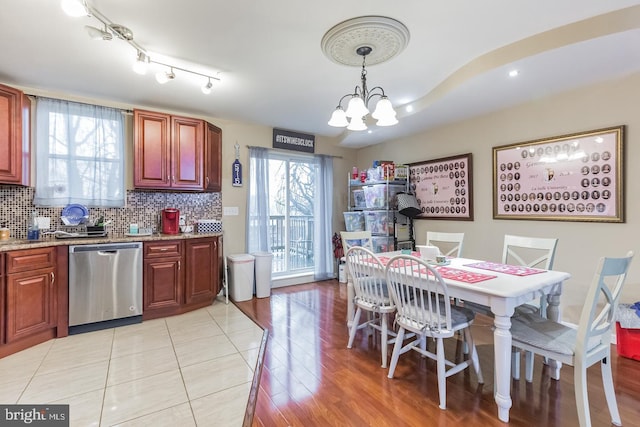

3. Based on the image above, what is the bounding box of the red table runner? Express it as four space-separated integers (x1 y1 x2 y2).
464 261 545 276
415 266 497 283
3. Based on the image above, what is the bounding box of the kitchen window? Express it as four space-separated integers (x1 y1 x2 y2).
34 97 125 207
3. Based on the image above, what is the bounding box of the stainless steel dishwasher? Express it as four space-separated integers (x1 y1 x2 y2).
69 242 143 334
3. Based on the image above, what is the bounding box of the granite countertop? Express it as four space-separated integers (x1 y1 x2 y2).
0 232 223 252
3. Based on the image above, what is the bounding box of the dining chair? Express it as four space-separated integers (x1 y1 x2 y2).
510 251 633 427
385 254 484 409
345 246 396 368
463 234 559 380
426 231 465 258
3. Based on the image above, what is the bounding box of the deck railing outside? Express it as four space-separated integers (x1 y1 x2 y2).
268 215 314 273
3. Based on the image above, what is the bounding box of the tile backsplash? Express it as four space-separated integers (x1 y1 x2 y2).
0 185 222 239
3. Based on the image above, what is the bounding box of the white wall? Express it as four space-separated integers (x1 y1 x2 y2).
353 72 640 324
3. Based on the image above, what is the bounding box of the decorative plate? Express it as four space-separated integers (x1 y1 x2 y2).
61 204 89 225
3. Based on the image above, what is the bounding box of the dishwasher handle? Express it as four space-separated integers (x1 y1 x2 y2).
98 250 119 255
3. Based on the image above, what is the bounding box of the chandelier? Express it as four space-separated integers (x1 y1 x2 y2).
328 46 398 131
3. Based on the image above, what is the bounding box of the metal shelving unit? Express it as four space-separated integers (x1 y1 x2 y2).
346 166 414 251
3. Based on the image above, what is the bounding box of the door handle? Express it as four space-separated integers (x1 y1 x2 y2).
50 271 55 285
178 260 181 270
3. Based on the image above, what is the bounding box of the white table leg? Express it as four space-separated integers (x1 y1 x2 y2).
545 292 563 380
494 314 513 422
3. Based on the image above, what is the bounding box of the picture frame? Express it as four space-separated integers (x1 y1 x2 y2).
408 153 474 220
492 125 625 223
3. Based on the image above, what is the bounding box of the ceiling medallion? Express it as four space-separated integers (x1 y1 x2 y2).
321 16 410 67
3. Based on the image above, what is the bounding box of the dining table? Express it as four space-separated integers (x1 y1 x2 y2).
345 251 572 423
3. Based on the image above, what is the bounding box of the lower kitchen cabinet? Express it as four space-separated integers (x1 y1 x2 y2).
143 240 184 317
1 246 67 358
143 236 222 320
185 236 221 304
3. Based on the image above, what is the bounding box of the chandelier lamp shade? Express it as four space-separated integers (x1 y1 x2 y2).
328 46 398 131
60 0 220 94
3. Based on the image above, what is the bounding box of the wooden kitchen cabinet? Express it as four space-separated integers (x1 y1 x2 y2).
185 236 221 304
0 83 30 186
143 240 184 319
0 253 4 345
134 109 207 191
204 122 222 192
4 247 57 343
143 236 222 320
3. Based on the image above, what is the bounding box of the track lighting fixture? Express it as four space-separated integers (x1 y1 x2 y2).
201 78 213 94
85 24 112 41
155 68 175 84
132 51 149 75
61 0 220 93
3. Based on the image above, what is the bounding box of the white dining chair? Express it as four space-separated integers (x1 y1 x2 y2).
345 246 396 368
426 231 465 258
385 254 483 409
510 251 633 427
463 234 559 380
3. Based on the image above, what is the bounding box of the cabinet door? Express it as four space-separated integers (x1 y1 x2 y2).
171 116 204 190
0 84 29 185
204 122 222 192
185 237 218 304
1 253 4 345
134 109 171 189
143 257 183 311
5 268 55 343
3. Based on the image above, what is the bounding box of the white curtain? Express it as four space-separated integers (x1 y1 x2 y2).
34 97 125 207
314 154 334 280
247 147 271 253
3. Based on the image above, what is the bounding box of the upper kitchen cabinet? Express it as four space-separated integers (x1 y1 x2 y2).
204 122 222 192
0 83 30 186
134 109 206 191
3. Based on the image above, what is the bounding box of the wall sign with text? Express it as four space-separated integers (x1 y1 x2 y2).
493 126 625 222
408 153 474 221
273 128 315 153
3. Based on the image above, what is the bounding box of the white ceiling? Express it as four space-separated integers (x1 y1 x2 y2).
2 1 640 148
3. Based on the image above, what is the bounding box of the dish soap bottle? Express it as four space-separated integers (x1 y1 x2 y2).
27 211 40 241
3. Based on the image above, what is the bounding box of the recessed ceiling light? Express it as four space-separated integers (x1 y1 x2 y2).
406 105 414 113
508 69 519 78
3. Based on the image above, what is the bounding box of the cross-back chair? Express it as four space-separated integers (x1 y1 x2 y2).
426 231 465 258
510 251 633 427
385 254 483 409
345 246 396 368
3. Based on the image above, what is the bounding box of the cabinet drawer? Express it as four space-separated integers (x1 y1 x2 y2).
6 247 56 274
144 241 183 259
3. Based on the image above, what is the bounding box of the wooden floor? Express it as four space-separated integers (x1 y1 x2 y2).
235 280 640 427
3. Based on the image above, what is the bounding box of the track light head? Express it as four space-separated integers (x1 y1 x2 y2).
133 51 149 75
85 24 112 41
155 68 175 84
201 79 213 94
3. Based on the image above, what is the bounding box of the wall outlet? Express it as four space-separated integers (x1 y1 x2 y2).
36 217 51 230
223 206 239 216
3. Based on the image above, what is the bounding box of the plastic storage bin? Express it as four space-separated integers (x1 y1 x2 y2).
364 211 394 235
253 252 273 298
343 212 365 231
363 184 402 209
371 236 394 253
616 322 640 361
352 189 366 209
227 254 255 302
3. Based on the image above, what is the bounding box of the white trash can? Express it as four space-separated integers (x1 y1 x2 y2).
252 252 273 298
227 254 255 302
338 257 347 283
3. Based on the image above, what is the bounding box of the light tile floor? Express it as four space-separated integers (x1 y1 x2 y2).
0 297 264 427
